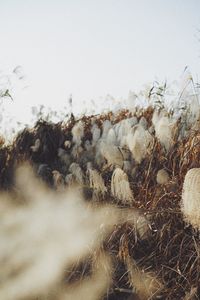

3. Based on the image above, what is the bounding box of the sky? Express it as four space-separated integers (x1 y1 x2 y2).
0 0 200 127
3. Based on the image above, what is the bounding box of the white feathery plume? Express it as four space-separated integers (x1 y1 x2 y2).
156 169 170 185
102 120 112 138
116 117 138 144
87 168 107 197
128 116 138 127
71 144 83 160
111 167 134 205
72 121 84 146
181 168 200 230
30 138 40 152
113 122 120 137
139 116 148 129
91 123 101 146
106 127 117 145
99 141 123 168
155 116 175 152
119 135 128 147
152 110 176 152
148 125 155 134
69 162 84 185
126 125 153 164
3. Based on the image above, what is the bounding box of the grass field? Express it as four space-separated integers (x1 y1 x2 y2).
0 83 200 299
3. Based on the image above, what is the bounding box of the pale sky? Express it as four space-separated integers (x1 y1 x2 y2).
0 0 200 125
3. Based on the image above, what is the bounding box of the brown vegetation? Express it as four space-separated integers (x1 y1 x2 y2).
0 106 200 299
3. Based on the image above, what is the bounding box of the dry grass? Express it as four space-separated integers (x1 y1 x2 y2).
0 105 200 299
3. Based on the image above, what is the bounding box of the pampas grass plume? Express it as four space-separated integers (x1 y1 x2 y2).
153 111 175 151
69 162 84 185
87 168 107 197
91 123 101 145
181 168 200 230
100 141 124 168
139 116 148 129
72 121 84 146
71 144 83 159
156 169 170 185
111 168 134 205
102 120 112 138
115 117 138 144
126 125 153 164
107 127 117 145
